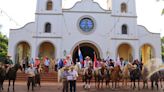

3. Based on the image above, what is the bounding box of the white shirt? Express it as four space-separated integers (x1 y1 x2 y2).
84 60 92 68
69 70 78 80
26 67 36 77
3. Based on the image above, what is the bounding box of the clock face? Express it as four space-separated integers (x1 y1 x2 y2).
79 18 94 32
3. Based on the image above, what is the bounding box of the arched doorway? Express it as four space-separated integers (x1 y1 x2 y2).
15 42 31 64
72 43 100 62
39 42 55 59
140 44 154 65
117 43 133 62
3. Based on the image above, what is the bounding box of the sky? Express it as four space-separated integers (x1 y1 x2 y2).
0 0 164 37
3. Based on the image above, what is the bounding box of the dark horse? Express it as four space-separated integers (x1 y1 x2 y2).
84 67 93 89
0 63 22 92
130 66 141 90
0 67 6 92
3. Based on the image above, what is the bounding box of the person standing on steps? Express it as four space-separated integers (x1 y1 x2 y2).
26 64 36 91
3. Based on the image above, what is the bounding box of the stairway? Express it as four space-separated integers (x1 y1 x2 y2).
16 71 58 82
16 71 94 82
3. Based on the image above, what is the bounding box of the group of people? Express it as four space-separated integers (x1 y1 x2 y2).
61 66 78 92
58 55 145 90
21 56 52 73
1 54 145 91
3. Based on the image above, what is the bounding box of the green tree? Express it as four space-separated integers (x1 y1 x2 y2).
0 32 8 58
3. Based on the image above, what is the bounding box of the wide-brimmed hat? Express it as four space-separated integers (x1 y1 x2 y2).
133 65 137 69
35 57 39 59
63 66 69 70
6 54 11 57
85 56 90 59
70 66 75 69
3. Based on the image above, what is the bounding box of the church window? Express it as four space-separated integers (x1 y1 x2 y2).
46 1 53 10
45 23 51 33
79 18 94 32
121 3 127 13
122 24 128 34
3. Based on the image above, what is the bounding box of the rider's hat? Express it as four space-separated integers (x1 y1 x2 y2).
6 53 11 57
85 56 90 59
35 57 39 59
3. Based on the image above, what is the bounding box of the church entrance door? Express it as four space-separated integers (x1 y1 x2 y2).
72 43 100 63
15 42 31 64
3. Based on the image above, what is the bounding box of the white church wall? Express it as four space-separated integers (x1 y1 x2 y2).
8 23 35 62
35 15 63 36
112 0 136 16
8 0 161 63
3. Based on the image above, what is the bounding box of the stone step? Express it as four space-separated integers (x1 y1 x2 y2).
16 72 58 82
16 72 95 82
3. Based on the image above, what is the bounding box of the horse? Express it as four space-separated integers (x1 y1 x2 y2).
121 62 133 87
97 67 107 88
0 66 6 92
110 65 122 88
105 67 110 88
158 69 164 89
130 65 142 90
83 67 93 89
6 63 22 91
150 71 160 90
141 65 149 89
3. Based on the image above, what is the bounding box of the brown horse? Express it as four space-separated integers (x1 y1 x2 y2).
97 67 107 88
141 65 149 89
110 65 122 88
83 67 93 89
122 63 131 87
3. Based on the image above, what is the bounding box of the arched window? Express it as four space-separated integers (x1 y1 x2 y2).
45 23 51 33
122 24 128 34
46 1 53 10
121 3 127 13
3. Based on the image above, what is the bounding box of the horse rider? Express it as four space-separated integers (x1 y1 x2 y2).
64 55 72 67
120 57 125 71
132 59 141 70
26 64 36 91
75 58 81 70
84 56 92 69
5 54 13 74
84 63 93 89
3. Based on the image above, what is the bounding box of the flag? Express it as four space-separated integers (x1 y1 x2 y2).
93 52 97 70
78 45 83 62
58 59 63 69
115 55 121 66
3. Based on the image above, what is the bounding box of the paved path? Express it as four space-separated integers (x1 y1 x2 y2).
2 82 164 92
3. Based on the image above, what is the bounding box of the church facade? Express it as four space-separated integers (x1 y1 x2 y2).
8 0 161 64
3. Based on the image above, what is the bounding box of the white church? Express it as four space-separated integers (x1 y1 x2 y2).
8 0 161 65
